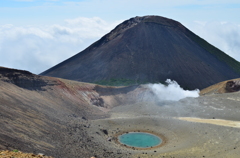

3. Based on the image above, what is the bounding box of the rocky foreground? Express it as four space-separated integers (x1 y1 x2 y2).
0 150 53 158
0 67 149 157
1 67 240 157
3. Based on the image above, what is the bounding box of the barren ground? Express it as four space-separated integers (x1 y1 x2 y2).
1 68 240 157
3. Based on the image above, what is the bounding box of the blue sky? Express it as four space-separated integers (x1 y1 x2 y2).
0 0 240 73
1 0 240 25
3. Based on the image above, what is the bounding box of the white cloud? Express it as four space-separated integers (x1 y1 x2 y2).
64 17 123 38
187 21 240 62
0 17 121 74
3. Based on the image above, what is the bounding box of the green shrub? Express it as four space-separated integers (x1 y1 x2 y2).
94 78 165 86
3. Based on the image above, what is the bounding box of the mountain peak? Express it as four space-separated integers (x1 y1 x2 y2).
106 15 182 41
41 16 240 89
122 15 181 27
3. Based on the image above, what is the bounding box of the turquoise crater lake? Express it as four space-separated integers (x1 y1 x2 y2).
118 132 162 148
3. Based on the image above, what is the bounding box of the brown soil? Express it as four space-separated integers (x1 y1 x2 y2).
177 117 240 128
1 67 240 157
0 150 53 158
200 78 240 95
0 67 148 158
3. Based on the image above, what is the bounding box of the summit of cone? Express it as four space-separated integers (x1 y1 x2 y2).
40 15 240 89
96 16 184 42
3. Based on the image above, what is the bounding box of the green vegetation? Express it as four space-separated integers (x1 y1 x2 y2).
12 149 19 152
185 29 240 74
94 79 194 90
95 78 143 86
94 78 168 86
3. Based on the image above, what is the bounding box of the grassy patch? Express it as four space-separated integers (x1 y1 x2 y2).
95 78 141 86
12 149 19 152
94 78 169 86
94 78 158 86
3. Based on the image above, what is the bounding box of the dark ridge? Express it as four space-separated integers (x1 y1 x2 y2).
0 67 57 91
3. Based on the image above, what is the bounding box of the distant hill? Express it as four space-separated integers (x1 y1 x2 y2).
40 15 240 89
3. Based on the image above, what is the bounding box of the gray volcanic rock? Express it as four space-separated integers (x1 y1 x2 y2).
200 78 240 95
0 67 57 90
1 67 240 158
0 67 146 158
41 15 240 89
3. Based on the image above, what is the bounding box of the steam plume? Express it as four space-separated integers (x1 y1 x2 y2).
147 79 199 101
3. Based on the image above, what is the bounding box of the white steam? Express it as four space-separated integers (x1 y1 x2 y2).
147 79 199 101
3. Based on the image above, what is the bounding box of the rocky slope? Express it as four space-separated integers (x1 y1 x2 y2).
200 78 240 95
0 150 53 158
1 67 240 157
41 15 240 89
0 67 149 158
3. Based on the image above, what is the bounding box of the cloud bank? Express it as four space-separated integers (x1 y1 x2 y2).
188 21 240 62
0 17 122 74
